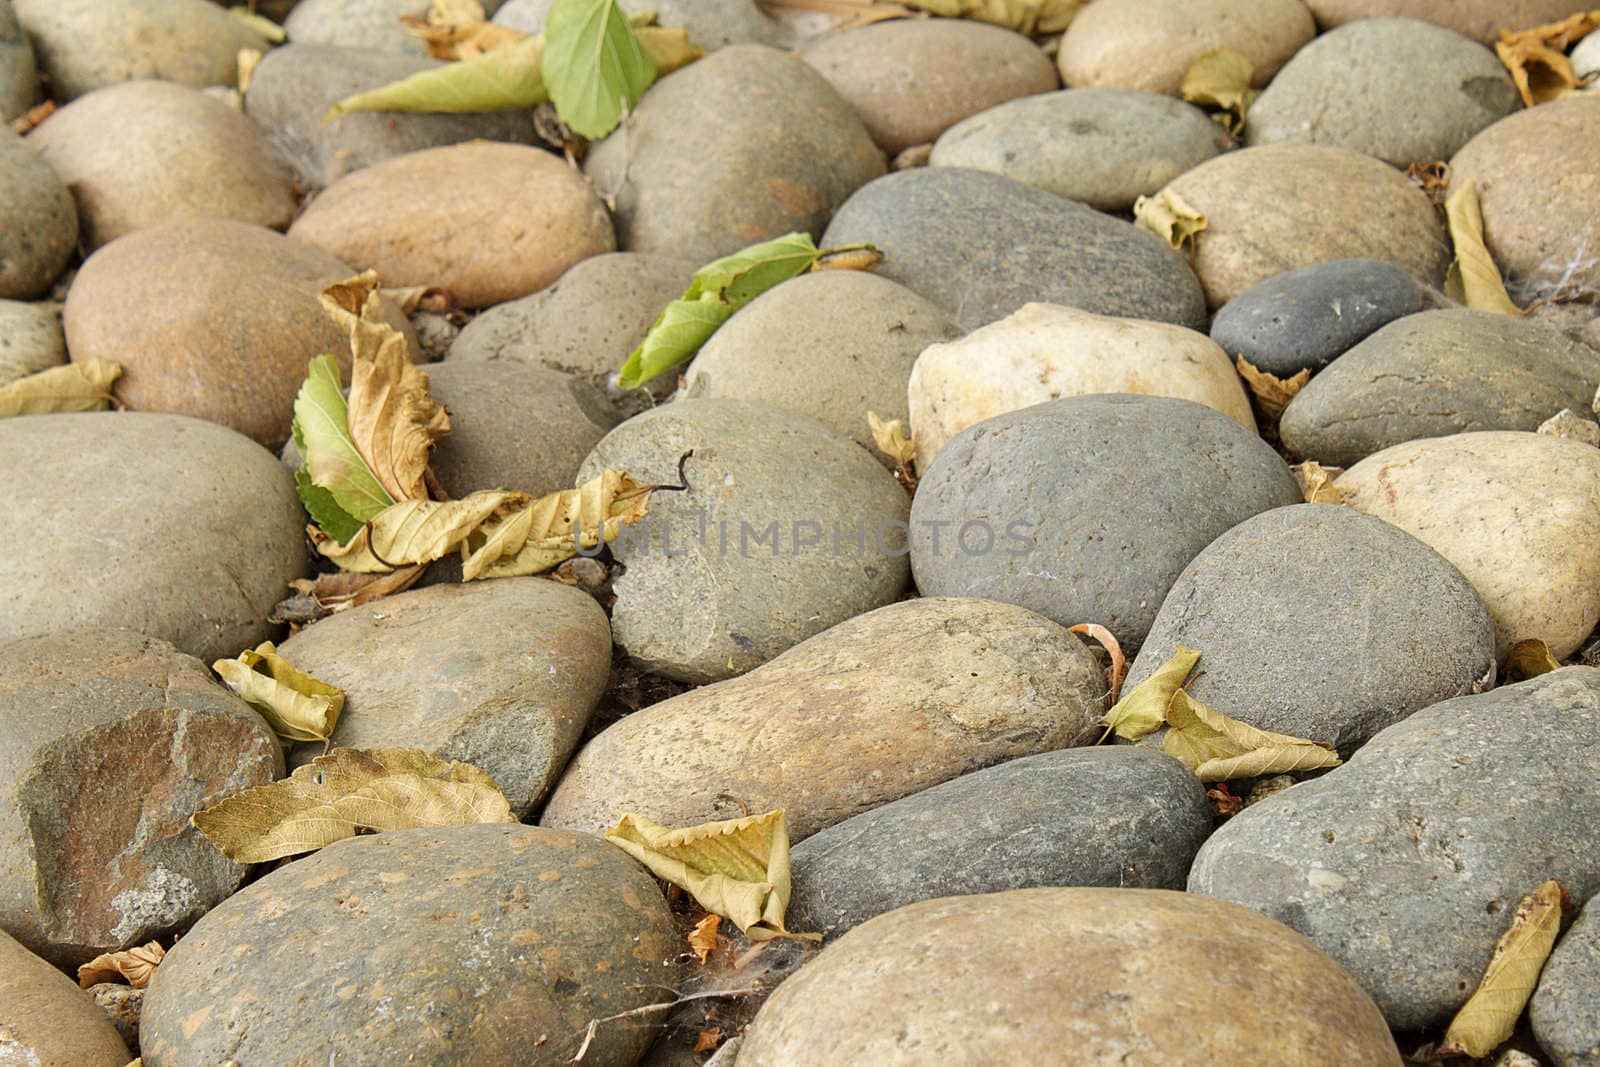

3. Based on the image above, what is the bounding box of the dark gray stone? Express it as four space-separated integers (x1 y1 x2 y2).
1128 504 1496 753
910 394 1300 654
0 0 38 122
822 167 1206 332
244 44 538 189
1245 17 1519 166
1280 308 1600 466
929 88 1226 212
140 824 682 1066
1533 898 1600 1067
585 45 883 263
1209 258 1428 377
0 128 76 300
1188 667 1600 1030
789 746 1213 937
576 399 910 683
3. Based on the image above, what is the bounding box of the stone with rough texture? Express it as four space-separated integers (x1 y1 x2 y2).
911 395 1301 654
541 597 1107 839
495 0 786 49
0 413 308 662
0 931 131 1065
1532 897 1600 1067
244 44 539 190
797 19 1058 155
822 167 1206 332
1189 668 1600 1030
1280 308 1600 466
1162 143 1449 308
141 825 681 1067
575 399 910 683
88 983 141 1051
0 0 38 122
0 128 76 300
1449 97 1600 305
0 298 64 383
738 888 1402 1065
908 303 1255 470
0 629 281 969
929 88 1226 212
63 218 395 448
286 0 507 55
289 142 614 309
278 580 611 817
585 45 884 263
684 271 961 457
788 747 1212 937
419 361 617 498
11 0 266 102
1302 0 1600 45
1336 431 1600 660
1128 504 1496 753
1245 18 1518 165
28 80 298 251
447 252 694 404
1209 259 1429 377
1058 0 1316 94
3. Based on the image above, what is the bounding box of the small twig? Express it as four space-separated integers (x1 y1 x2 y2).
570 988 759 1062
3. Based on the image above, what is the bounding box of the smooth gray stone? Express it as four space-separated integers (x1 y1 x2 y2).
495 0 786 49
909 394 1300 654
789 746 1213 937
0 0 38 121
243 44 537 189
1280 307 1600 466
1189 668 1600 1030
1246 17 1519 166
0 128 76 300
1128 504 1496 753
1209 258 1428 377
286 0 508 55
930 88 1226 211
821 167 1207 332
1532 897 1600 1067
0 298 64 383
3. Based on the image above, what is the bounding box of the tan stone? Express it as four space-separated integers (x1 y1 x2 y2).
1336 431 1600 660
0 931 130 1066
908 303 1255 469
28 80 297 250
540 597 1106 840
1163 143 1448 308
1302 0 1598 44
63 218 416 448
798 18 1058 155
736 888 1403 1066
1449 96 1600 305
1059 0 1316 95
289 141 615 309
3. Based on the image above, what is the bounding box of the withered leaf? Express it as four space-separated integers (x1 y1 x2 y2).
867 411 916 475
1236 356 1309 421
1069 623 1126 705
1160 690 1341 782
688 913 720 964
192 747 515 863
0 359 121 417
1101 645 1199 741
1444 179 1524 316
1181 49 1259 135
212 642 344 745
77 941 165 990
896 0 1084 34
1293 461 1349 505
1133 189 1208 251
1438 878 1567 1059
604 810 819 942
1495 14 1600 106
1506 639 1563 682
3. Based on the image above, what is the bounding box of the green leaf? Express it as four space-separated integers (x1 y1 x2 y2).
292 354 394 528
618 297 735 390
542 0 656 139
295 468 365 546
694 232 822 304
325 36 550 121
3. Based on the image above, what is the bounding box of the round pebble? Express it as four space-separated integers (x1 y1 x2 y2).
0 0 39 122
0 128 77 300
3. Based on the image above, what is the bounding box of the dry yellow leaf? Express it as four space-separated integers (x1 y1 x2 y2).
1495 13 1600 106
237 47 263 93
1160 690 1340 782
405 15 528 60
1438 878 1567 1059
192 747 515 863
604 809 819 942
0 359 122 417
459 470 657 579
212 642 345 745
313 489 521 573
1181 49 1259 135
899 0 1085 34
688 913 720 963
77 942 165 990
1293 461 1349 505
1444 179 1524 316
1506 638 1563 682
319 272 450 504
1133 189 1208 251
1102 645 1200 741
867 411 916 472
1235 356 1309 421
